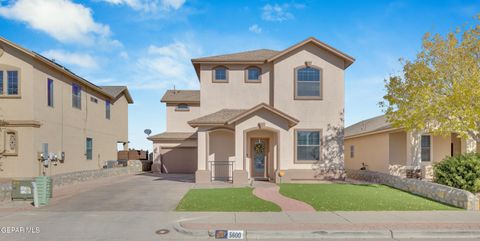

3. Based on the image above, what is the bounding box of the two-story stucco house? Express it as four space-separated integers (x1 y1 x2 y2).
149 37 355 184
0 37 133 178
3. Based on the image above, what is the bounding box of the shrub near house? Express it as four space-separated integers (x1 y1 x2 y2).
434 153 480 193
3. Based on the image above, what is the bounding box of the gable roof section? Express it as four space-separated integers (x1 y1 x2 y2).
147 132 197 141
267 37 355 69
188 109 247 126
191 49 279 63
345 115 400 139
188 103 299 128
161 90 200 104
100 86 134 104
0 36 132 104
190 37 355 78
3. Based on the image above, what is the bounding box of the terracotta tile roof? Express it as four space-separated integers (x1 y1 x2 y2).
345 115 395 138
191 49 279 62
188 109 247 125
147 132 197 141
161 90 200 103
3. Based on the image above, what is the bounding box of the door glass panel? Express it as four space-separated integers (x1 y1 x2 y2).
253 140 265 173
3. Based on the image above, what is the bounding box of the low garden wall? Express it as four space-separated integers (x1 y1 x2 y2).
52 163 142 187
0 162 142 202
0 182 12 202
346 169 479 210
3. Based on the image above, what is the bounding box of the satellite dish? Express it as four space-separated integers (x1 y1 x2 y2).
144 129 152 136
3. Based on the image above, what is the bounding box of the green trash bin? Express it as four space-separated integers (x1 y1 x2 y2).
35 176 52 205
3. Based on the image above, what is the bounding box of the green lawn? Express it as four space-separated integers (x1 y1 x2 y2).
279 184 460 211
176 188 281 212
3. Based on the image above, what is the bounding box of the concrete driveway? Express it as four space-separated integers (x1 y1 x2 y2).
40 173 195 211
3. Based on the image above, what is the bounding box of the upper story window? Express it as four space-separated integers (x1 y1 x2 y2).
246 67 261 82
213 66 228 82
7 71 19 95
175 104 190 111
47 78 54 107
72 84 82 109
0 70 19 96
295 66 322 99
106 100 111 119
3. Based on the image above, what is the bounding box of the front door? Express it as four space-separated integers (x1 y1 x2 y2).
251 138 268 178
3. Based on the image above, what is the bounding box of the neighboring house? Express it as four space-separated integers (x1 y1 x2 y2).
344 115 480 179
0 37 133 178
149 37 355 184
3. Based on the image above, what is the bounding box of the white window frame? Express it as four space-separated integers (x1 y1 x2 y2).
350 145 355 158
420 135 433 163
294 65 322 100
294 129 322 163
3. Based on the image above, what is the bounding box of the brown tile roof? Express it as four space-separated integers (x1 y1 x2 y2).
100 86 134 104
191 49 279 63
345 115 396 138
188 109 247 126
161 90 200 103
0 36 122 101
147 132 197 141
188 103 299 127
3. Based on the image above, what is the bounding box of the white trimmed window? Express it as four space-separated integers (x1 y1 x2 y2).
296 130 321 162
350 145 355 158
421 135 431 162
295 67 321 98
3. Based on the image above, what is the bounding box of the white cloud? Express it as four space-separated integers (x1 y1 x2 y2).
133 41 201 89
262 3 294 22
41 50 98 69
0 0 116 45
119 51 129 60
248 24 262 34
102 0 186 12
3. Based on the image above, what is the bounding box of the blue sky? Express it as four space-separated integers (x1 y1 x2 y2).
0 0 478 151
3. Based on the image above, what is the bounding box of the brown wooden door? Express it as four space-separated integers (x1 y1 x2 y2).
251 138 268 178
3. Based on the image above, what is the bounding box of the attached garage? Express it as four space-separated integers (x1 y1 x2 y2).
148 132 198 174
160 147 197 173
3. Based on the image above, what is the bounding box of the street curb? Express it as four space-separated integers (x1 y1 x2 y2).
247 230 391 239
392 229 480 239
174 222 480 239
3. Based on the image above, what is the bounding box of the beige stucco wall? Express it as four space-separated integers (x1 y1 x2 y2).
272 43 345 171
432 135 450 163
199 64 272 115
344 132 390 173
166 103 199 132
0 41 130 178
388 132 407 165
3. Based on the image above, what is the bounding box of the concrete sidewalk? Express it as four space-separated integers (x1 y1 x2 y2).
0 211 479 240
177 211 480 239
